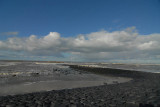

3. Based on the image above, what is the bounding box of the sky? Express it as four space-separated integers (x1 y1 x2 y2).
0 0 160 63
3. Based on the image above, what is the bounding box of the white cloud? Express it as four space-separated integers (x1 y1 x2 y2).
0 27 160 62
138 41 158 50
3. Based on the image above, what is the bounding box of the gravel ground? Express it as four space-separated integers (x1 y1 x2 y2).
0 65 160 107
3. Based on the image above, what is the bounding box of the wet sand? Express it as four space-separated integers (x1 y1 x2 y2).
0 73 131 96
0 64 160 106
0 62 131 96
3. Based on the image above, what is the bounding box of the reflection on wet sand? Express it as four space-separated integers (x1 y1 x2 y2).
0 61 131 96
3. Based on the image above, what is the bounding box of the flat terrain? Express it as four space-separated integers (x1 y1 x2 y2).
0 62 160 107
0 62 130 96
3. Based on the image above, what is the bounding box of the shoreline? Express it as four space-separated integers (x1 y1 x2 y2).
0 65 160 106
0 74 131 96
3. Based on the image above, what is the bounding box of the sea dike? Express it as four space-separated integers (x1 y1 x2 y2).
0 64 160 107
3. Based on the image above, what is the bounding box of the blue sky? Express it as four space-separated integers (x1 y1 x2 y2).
0 0 160 63
0 0 160 37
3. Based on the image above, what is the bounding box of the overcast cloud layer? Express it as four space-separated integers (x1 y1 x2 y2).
0 27 160 62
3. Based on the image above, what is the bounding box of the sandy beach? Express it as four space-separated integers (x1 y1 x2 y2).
0 62 160 106
0 62 131 96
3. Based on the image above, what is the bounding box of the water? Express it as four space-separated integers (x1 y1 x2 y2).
96 63 160 73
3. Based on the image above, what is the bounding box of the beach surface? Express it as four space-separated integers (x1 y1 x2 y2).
0 62 160 106
0 62 131 96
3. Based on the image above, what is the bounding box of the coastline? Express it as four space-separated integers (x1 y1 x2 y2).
0 65 160 106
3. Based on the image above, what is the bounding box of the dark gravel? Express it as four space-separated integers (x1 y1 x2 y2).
0 65 160 107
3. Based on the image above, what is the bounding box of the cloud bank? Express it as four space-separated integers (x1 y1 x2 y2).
0 27 160 62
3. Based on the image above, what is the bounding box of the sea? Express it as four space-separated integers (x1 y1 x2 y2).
96 63 160 73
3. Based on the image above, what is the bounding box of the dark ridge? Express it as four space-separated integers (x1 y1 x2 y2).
69 65 160 80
